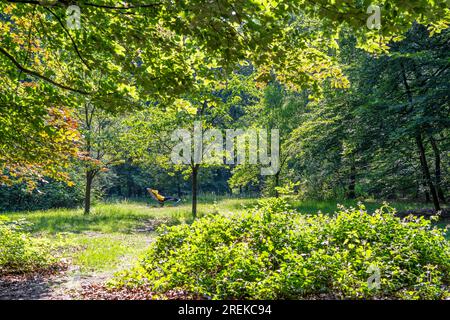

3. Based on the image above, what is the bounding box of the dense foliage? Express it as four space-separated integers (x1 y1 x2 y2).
231 26 449 208
0 217 55 274
0 179 84 212
110 199 450 299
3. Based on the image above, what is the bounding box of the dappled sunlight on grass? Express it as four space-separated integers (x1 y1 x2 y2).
3 203 183 235
55 233 153 273
0 197 257 235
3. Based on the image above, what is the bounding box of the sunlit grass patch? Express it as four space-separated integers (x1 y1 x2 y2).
3 202 183 235
54 233 153 273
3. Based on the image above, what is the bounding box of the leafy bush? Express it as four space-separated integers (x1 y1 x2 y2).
0 217 56 274
110 198 450 299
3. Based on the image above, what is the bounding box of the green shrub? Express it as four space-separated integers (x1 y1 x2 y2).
0 217 56 274
109 198 450 299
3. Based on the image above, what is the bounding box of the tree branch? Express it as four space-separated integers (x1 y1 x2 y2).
6 0 163 9
0 46 90 94
82 1 163 10
44 7 92 71
6 0 41 4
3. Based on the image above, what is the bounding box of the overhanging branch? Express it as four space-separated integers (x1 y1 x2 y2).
44 7 92 71
0 46 90 95
82 1 163 9
6 0 163 9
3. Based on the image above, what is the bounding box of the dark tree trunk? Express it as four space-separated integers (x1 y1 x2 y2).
414 180 420 200
400 62 440 211
84 170 95 215
347 163 356 199
191 165 199 219
83 103 96 215
429 135 446 203
416 133 440 211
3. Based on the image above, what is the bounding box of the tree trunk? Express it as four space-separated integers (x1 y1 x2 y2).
83 103 95 215
400 62 440 211
84 170 95 215
416 133 440 211
429 135 446 203
191 165 199 219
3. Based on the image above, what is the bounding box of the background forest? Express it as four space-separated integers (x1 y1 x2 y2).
1 24 448 215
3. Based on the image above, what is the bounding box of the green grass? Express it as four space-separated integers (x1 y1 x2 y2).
4 203 178 235
2 197 258 235
3 197 447 235
1 201 183 273
1 196 448 274
55 233 152 273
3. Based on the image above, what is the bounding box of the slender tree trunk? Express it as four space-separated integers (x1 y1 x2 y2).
414 179 420 200
416 133 440 211
84 170 95 215
83 102 95 215
191 165 199 219
429 135 446 203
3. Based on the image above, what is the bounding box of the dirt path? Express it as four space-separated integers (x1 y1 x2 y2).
0 265 114 300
